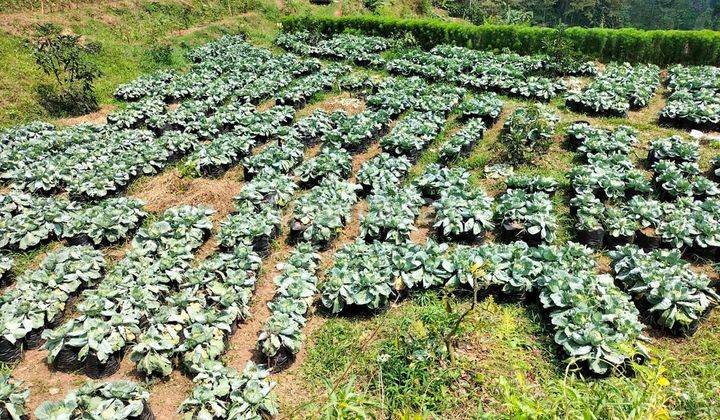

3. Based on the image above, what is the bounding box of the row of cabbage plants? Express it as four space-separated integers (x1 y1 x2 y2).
256 243 320 369
276 32 584 101
660 65 720 131
0 246 105 364
1 193 146 251
567 122 647 248
610 245 719 336
566 62 660 117
275 31 390 68
497 175 558 245
35 380 154 419
319 239 648 375
186 105 295 176
387 45 567 101
276 64 350 108
40 205 214 378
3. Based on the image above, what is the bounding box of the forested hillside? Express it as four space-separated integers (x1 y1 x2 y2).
435 0 720 30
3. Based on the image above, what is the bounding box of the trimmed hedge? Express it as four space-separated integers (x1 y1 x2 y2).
281 15 720 66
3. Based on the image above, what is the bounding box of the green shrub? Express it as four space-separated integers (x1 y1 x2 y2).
499 104 558 166
147 43 174 66
280 15 720 65
31 23 101 116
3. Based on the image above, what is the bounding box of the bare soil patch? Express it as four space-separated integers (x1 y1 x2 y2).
129 168 243 223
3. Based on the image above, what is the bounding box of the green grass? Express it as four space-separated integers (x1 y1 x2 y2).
0 0 282 128
294 291 718 418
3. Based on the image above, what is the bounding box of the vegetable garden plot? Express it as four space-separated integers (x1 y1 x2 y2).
0 246 105 363
360 185 424 244
0 194 147 251
610 245 719 336
660 65 720 130
256 242 320 369
3 27 720 418
36 380 154 419
275 31 390 67
565 63 661 117
320 239 648 375
385 46 565 101
41 205 214 378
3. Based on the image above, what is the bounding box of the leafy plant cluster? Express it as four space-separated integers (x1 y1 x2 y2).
242 137 305 180
433 185 494 241
218 202 281 257
63 197 147 246
235 171 298 209
0 193 146 251
114 69 176 101
0 193 74 250
385 45 565 101
413 163 471 200
497 188 557 244
438 118 485 163
567 122 649 247
321 239 441 313
338 72 378 96
498 104 559 166
0 246 105 363
291 176 360 247
294 146 352 187
257 242 320 363
506 174 559 194
132 36 314 106
532 243 647 375
179 361 278 419
568 125 719 256
360 185 424 244
660 65 720 130
31 23 102 117
292 108 347 146
457 93 504 124
0 374 28 420
0 125 167 199
41 206 214 378
276 64 350 107
566 62 661 116
130 243 262 377
610 245 719 335
380 111 445 160
35 380 152 419
321 109 391 152
107 97 166 130
356 152 412 195
365 76 434 117
275 31 390 67
187 105 295 176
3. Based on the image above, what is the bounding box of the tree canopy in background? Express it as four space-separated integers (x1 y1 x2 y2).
434 0 720 30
